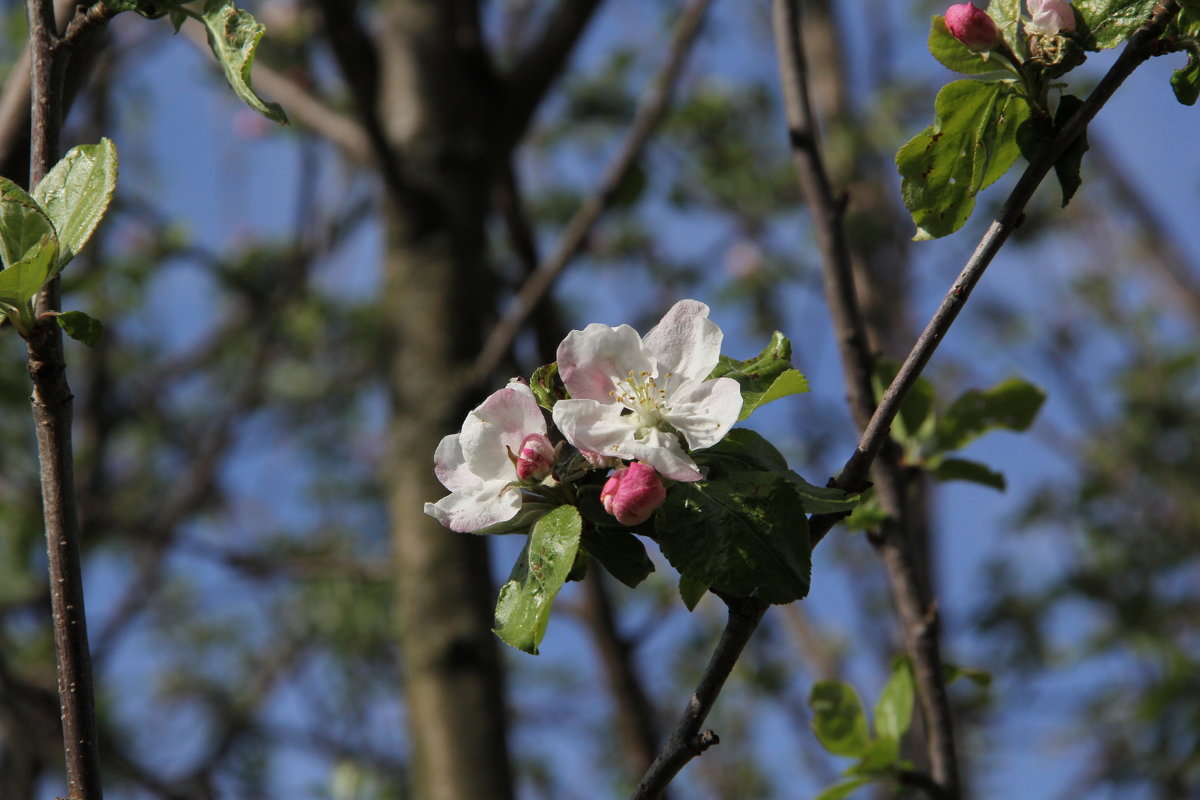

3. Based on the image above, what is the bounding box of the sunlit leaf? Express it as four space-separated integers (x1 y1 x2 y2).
810 681 872 757
493 505 581 654
33 139 119 271
710 331 809 421
897 79 1031 239
56 311 104 347
200 0 288 124
0 179 55 270
933 378 1046 452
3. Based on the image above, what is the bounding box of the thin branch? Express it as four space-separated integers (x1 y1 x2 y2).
771 0 874 431
773 0 959 791
630 596 766 800
27 0 105 796
472 0 712 385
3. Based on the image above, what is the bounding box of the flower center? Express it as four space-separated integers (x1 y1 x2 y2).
611 369 672 430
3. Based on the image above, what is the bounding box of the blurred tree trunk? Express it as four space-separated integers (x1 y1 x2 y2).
375 3 514 799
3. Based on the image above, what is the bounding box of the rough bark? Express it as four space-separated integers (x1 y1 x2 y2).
375 3 515 799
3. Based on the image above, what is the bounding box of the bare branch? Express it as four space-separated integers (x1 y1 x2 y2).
630 596 767 800
772 0 960 791
26 0 106 794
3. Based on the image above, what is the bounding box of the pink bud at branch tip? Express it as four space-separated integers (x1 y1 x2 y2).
515 433 555 481
945 2 1001 51
601 462 666 527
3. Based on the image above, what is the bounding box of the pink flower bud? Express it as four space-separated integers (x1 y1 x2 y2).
1026 0 1075 36
945 3 1001 51
515 433 555 481
601 462 666 527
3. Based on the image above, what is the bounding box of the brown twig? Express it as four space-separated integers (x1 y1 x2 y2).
472 0 713 385
773 0 959 791
26 0 105 796
630 596 766 800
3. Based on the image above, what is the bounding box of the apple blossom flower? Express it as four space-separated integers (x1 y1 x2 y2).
601 462 666 526
551 299 742 482
945 2 1001 51
425 381 548 533
1026 0 1075 36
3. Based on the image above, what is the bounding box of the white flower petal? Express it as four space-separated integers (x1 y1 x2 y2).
618 430 702 481
558 323 652 402
552 399 633 456
425 479 522 533
426 381 546 533
642 299 723 381
432 433 474 491
461 382 545 480
663 376 742 450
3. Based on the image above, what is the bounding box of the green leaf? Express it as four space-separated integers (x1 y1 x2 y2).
200 0 288 124
530 362 566 411
988 0 1026 54
33 139 119 271
844 495 887 532
0 178 55 270
809 681 872 757
933 378 1046 452
812 777 874 800
785 472 862 514
580 527 655 589
931 457 1006 490
1052 95 1088 206
897 79 1031 240
493 505 582 654
849 736 901 775
1075 0 1160 50
679 574 707 611
944 663 994 688
55 311 104 347
694 430 861 514
657 470 811 604
874 658 915 743
1170 41 1200 106
929 15 1012 76
0 234 58 306
710 331 809 421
